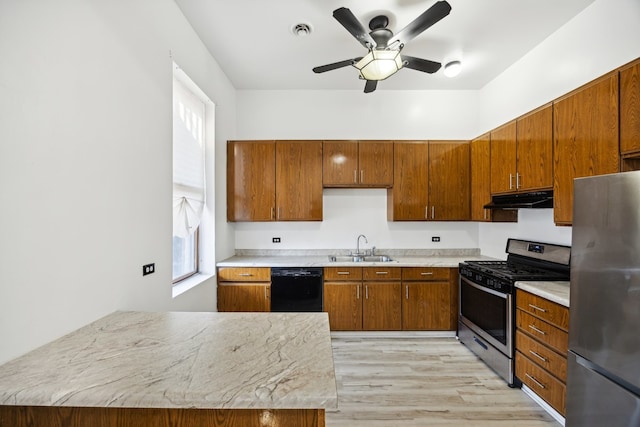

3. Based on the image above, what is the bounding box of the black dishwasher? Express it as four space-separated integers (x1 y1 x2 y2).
270 267 323 312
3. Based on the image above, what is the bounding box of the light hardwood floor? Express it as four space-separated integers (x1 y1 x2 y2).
326 336 560 427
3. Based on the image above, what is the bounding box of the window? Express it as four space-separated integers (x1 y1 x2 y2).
172 65 210 283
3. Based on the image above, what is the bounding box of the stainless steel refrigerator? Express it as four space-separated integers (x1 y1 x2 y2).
566 171 640 426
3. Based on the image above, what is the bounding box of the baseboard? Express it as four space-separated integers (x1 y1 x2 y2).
330 331 457 339
521 384 565 426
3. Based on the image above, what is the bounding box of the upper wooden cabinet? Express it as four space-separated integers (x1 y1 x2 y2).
489 105 553 195
388 142 429 220
553 73 620 225
620 59 640 156
227 140 323 221
490 121 517 194
429 141 470 221
470 134 491 221
516 104 554 192
388 141 470 221
323 140 393 187
227 141 276 221
275 141 323 220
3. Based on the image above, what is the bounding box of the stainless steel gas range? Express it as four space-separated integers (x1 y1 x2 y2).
457 239 571 387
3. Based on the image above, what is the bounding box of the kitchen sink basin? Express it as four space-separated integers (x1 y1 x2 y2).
328 255 394 263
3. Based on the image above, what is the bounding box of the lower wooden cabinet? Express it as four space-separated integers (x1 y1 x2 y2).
515 289 569 415
217 267 271 312
323 281 362 330
324 266 456 331
363 281 402 330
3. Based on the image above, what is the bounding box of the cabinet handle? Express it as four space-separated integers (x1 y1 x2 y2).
425 206 428 219
406 285 409 299
525 373 546 389
484 209 488 220
360 170 364 183
264 286 268 300
271 207 275 220
356 286 360 300
337 271 350 275
509 174 513 190
238 273 253 277
277 207 281 219
353 170 357 184
516 173 521 189
431 206 435 219
528 324 546 335
420 272 433 276
365 285 369 299
529 350 548 363
528 303 547 313
375 271 388 275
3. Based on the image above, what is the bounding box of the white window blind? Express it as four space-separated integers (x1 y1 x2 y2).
172 78 205 239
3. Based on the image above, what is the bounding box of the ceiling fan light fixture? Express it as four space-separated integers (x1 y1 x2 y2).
443 60 462 77
354 49 403 81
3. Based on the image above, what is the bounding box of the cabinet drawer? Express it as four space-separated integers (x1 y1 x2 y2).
516 330 567 382
516 309 569 355
516 351 566 415
516 290 569 331
363 267 402 281
324 267 363 281
218 267 271 282
401 267 450 281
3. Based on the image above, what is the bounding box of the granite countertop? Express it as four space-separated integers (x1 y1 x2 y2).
515 281 570 307
217 249 495 268
0 311 337 410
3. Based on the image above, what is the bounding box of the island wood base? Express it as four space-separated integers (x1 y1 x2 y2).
0 406 325 427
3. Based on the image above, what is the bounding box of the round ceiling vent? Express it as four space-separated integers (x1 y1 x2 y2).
292 23 312 37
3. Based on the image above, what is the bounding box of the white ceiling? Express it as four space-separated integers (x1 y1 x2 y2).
174 0 597 92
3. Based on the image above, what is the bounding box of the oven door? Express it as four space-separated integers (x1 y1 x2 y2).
459 276 512 357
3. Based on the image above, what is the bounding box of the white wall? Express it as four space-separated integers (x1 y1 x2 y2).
476 0 640 257
0 0 236 364
233 0 640 256
234 89 481 250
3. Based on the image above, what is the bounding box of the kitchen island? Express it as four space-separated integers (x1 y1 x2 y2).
0 311 337 427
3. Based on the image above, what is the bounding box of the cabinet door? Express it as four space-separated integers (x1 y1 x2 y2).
362 282 401 330
516 104 553 192
388 142 429 220
323 140 359 186
553 73 619 225
358 141 393 186
402 281 451 330
275 141 323 221
470 134 492 221
620 59 640 155
227 141 275 221
490 121 517 194
217 283 270 312
428 141 470 220
323 282 362 330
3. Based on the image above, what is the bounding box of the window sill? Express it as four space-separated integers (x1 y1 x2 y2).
172 272 215 298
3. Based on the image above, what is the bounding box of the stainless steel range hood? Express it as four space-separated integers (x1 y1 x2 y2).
483 191 554 210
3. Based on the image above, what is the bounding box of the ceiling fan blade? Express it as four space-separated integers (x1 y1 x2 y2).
388 1 451 47
313 58 362 74
402 56 442 74
333 7 377 49
364 80 377 93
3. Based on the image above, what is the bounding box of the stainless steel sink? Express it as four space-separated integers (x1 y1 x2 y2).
328 255 393 263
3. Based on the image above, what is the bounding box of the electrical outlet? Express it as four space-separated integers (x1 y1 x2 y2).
272 237 281 243
432 236 441 242
143 263 155 276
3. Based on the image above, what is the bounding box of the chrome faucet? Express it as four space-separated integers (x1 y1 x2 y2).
355 234 368 256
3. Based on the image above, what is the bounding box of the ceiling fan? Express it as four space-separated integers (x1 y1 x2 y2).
313 0 452 93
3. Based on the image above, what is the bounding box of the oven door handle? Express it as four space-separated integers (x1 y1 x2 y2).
460 276 508 299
